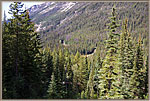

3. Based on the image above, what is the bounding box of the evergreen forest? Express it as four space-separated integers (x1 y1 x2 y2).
2 2 149 99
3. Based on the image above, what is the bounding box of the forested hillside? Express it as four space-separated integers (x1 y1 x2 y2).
29 2 148 56
2 2 148 99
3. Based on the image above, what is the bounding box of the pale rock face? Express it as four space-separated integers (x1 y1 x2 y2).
39 6 55 14
29 2 76 14
60 2 76 12
35 22 42 32
29 2 77 32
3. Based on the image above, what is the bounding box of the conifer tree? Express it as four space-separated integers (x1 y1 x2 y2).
98 6 123 99
47 73 57 99
41 47 53 97
142 54 148 99
130 34 146 99
2 2 26 98
3 2 43 98
119 19 134 99
84 59 95 99
78 57 89 92
58 49 67 98
64 49 74 98
52 51 61 98
2 12 17 99
74 51 80 64
94 51 102 98
52 49 67 99
143 55 148 98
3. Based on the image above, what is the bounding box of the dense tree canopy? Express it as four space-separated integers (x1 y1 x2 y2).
2 2 148 99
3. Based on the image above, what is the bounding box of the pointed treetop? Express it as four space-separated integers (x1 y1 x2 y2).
138 34 141 42
128 31 131 37
26 9 30 18
125 18 128 27
138 33 142 48
111 5 116 17
113 4 116 9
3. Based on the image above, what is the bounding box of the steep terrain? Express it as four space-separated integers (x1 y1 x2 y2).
28 2 149 55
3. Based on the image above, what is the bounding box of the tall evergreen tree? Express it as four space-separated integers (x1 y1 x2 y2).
143 54 148 98
64 49 74 98
130 34 146 99
2 12 17 99
119 19 134 99
98 6 123 99
3 2 43 98
41 47 53 97
84 59 95 99
47 73 57 99
78 57 89 92
94 50 102 98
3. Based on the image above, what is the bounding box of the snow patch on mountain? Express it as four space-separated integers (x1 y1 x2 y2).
60 2 76 12
39 5 55 14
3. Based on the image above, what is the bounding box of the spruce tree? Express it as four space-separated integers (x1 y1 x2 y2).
47 73 57 99
41 47 53 97
3 2 43 98
98 6 123 99
143 55 148 99
2 2 26 98
78 57 89 92
84 59 95 99
2 12 17 99
74 51 80 64
64 49 74 98
94 50 102 98
130 34 146 99
119 19 134 99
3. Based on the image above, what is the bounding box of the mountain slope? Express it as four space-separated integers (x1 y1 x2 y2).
28 2 149 54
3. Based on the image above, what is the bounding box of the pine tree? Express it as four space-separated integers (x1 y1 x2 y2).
20 8 44 98
52 49 67 99
98 6 123 99
130 34 145 99
3 2 44 98
2 12 17 99
72 62 80 98
119 19 134 99
58 49 67 98
142 54 148 99
94 50 102 98
52 51 61 98
64 49 74 98
84 59 95 99
74 51 80 64
2 2 26 98
78 57 89 92
41 47 53 97
47 73 57 99
143 54 148 99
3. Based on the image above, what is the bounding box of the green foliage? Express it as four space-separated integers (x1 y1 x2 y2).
47 73 57 99
84 60 95 99
31 2 148 57
78 57 89 91
3 2 44 99
98 6 123 99
119 19 134 99
2 2 148 99
130 35 147 99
